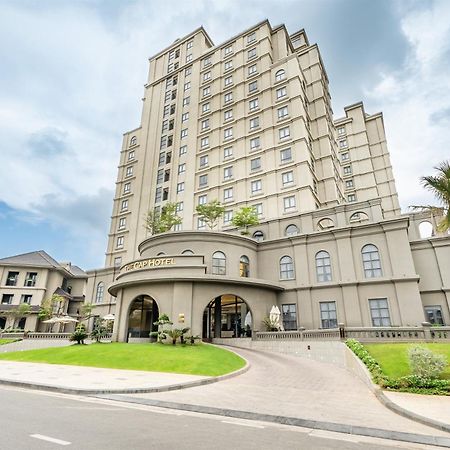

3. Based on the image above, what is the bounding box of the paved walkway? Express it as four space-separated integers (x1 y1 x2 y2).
0 339 72 353
107 346 450 438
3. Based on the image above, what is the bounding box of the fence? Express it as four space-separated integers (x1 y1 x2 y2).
0 332 113 340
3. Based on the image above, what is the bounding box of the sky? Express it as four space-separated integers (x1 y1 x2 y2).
0 0 449 269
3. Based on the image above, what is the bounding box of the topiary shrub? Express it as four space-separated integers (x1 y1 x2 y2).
408 345 447 379
70 324 88 345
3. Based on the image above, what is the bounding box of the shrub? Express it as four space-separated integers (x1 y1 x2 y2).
70 325 88 345
90 319 108 343
408 345 447 379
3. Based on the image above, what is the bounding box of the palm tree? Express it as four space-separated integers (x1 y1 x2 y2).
411 160 450 232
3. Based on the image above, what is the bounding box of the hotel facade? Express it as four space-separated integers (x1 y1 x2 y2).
2 21 448 339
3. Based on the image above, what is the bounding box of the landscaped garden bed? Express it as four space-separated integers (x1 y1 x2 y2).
346 339 450 395
0 342 245 376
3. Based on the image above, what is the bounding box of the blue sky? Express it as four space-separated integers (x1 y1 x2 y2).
0 0 449 269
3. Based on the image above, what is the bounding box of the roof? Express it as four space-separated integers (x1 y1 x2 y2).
0 250 87 278
0 304 40 313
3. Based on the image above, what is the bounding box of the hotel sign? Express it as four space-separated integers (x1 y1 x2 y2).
124 258 175 272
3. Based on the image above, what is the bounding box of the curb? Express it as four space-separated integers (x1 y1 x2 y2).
344 345 450 434
0 350 250 396
92 394 450 448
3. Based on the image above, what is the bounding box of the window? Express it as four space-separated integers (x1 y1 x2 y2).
369 298 391 326
247 47 257 59
249 117 259 129
248 64 257 76
347 194 356 202
199 154 209 167
178 163 186 174
320 302 337 328
239 255 250 277
6 271 19 286
114 257 122 267
250 137 260 150
95 282 104 303
253 203 263 217
184 81 191 92
182 112 189 122
176 202 183 212
123 182 131 194
223 210 233 224
160 136 167 150
285 224 299 236
198 194 207 205
121 199 128 211
197 217 206 230
247 32 256 43
276 86 287 99
275 69 286 81
128 150 135 160
338 126 346 136
199 174 208 187
224 166 233 180
202 102 210 113
280 256 294 279
224 127 233 139
187 41 193 50
250 157 261 171
23 272 37 287
116 236 124 249
203 56 211 67
224 147 233 158
126 166 133 177
224 76 233 86
224 60 233 71
362 244 382 278
339 139 348 148
224 92 233 103
282 171 294 186
341 152 349 161
161 119 169 132
201 136 209 148
203 71 211 82
155 187 162 203
185 66 192 76
283 195 296 211
248 80 258 92
223 187 233 201
1 294 13 304
177 182 185 193
179 145 187 156
253 230 264 241
118 217 126 230
21 294 32 304
277 106 288 119
251 179 262 193
202 86 211 97
316 251 332 282
180 129 188 139
182 97 190 106
182 249 194 255
282 304 297 330
212 251 226 275
249 98 259 111
343 165 352 175
201 118 210 130
224 110 233 121
280 147 292 163
279 126 290 140
425 306 445 325
224 45 233 56
130 136 137 146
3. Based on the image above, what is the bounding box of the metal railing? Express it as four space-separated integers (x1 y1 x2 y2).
0 332 113 340
254 328 341 341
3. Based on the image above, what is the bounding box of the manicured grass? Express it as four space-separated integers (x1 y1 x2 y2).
365 343 450 379
0 342 245 376
0 339 17 345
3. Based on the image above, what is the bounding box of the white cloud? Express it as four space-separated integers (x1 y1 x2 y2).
364 0 450 210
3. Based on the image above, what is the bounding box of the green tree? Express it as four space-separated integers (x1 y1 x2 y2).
2 303 31 329
196 200 225 230
151 314 173 343
79 303 94 323
411 160 450 232
231 206 259 235
144 203 182 235
90 318 107 343
38 294 65 321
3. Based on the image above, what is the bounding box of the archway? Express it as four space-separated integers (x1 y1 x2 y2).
202 295 252 339
127 295 159 341
0 317 6 330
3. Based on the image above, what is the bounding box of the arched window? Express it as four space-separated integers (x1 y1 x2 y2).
252 230 264 242
349 212 369 223
95 282 104 303
212 251 226 275
362 244 382 278
316 251 332 282
418 221 433 238
182 249 194 255
318 218 335 230
285 224 299 236
130 136 137 146
275 69 286 82
240 255 250 277
156 252 166 256
280 255 294 279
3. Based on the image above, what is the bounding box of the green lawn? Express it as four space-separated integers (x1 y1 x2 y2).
365 343 450 379
0 342 245 376
0 339 17 345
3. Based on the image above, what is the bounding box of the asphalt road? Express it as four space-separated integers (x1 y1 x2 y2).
0 386 437 450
